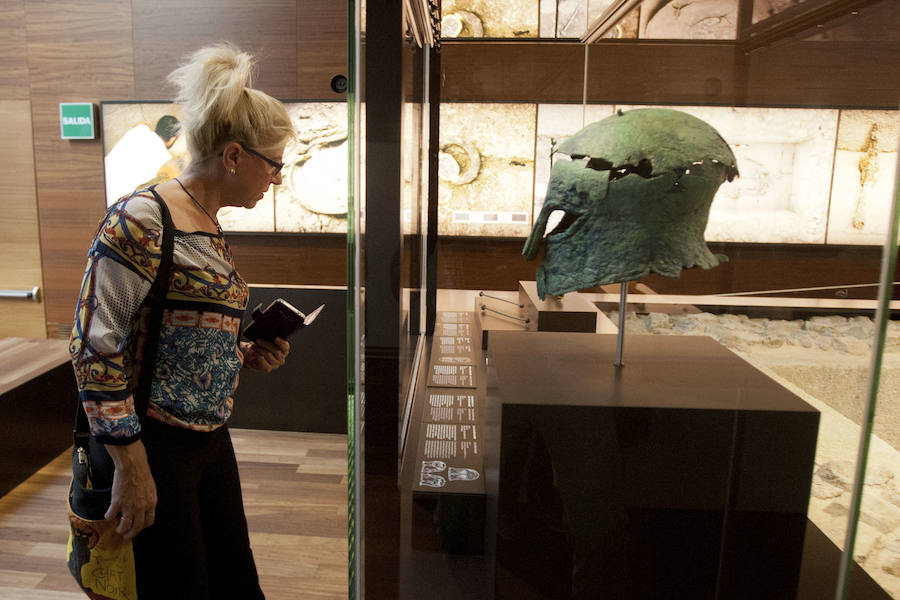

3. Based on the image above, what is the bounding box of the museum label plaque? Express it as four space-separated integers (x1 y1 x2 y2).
414 420 483 493
425 390 479 423
428 364 475 388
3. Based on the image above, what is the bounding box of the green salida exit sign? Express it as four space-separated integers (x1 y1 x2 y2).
59 102 95 140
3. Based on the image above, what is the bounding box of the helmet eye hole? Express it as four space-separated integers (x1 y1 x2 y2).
546 210 579 238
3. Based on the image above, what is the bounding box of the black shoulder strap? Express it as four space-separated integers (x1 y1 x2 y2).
134 187 175 423
74 187 175 437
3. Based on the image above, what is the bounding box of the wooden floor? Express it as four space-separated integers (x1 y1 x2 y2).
0 428 349 599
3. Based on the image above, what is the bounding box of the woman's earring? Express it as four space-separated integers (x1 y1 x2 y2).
229 168 236 175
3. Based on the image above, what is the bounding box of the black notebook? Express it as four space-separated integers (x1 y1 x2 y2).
242 299 325 342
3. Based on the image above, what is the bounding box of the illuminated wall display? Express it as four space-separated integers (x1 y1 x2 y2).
441 0 883 41
617 104 840 245
275 103 348 233
440 102 898 246
826 110 899 245
446 0 835 40
539 0 615 37
445 0 748 40
100 101 349 234
438 103 537 237
441 0 539 38
102 100 898 245
641 0 738 39
401 102 425 237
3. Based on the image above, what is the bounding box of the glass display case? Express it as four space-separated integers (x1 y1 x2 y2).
351 1 900 598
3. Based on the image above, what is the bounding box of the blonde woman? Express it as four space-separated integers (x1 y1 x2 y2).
70 43 292 598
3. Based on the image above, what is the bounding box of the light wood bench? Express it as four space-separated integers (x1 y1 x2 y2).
0 337 70 396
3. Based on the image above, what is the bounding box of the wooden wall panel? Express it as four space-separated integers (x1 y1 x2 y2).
441 39 899 108
0 100 45 339
746 41 900 108
297 0 348 99
441 42 586 103
433 238 892 300
640 242 892 298
229 234 347 287
25 0 135 338
440 41 737 104
132 0 298 100
0 0 29 101
585 42 737 106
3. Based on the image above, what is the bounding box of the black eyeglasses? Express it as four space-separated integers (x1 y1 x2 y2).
240 144 284 176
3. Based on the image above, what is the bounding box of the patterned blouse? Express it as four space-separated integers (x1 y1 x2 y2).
69 189 249 444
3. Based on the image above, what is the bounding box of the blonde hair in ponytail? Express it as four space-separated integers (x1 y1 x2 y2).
167 43 293 162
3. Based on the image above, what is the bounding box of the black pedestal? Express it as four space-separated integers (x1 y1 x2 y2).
489 332 821 600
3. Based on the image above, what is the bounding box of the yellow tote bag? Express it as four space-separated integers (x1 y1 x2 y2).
66 447 138 600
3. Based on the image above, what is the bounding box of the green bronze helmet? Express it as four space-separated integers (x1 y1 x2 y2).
523 108 739 299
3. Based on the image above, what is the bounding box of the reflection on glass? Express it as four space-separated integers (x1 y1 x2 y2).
612 305 900 596
640 0 738 39
498 404 629 598
434 0 882 40
102 102 188 206
540 0 615 38
543 0 739 39
752 0 810 24
441 0 538 38
346 0 362 597
401 101 424 236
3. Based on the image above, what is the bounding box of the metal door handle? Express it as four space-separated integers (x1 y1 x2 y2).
0 286 41 302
